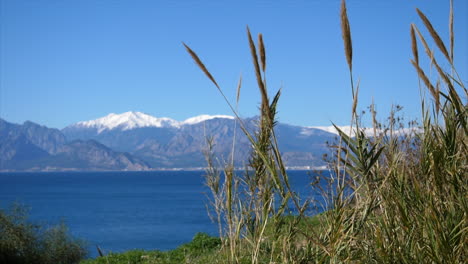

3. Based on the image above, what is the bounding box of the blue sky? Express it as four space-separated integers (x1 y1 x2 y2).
1 0 467 129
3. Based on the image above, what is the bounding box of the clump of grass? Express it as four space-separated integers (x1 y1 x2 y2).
185 0 467 263
186 24 308 263
313 1 467 263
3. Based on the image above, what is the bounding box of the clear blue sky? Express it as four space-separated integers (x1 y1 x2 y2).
1 0 467 129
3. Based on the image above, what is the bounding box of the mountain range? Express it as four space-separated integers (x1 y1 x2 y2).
0 112 341 171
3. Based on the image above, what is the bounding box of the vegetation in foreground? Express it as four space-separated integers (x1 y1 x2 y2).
0 203 87 264
182 0 467 263
3 0 466 263
80 233 221 264
93 1 467 263
81 215 324 264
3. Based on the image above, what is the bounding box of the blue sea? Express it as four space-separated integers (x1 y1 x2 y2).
0 170 324 258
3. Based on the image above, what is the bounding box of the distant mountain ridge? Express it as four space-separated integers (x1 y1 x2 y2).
1 112 344 171
68 111 235 133
65 111 374 137
61 112 338 169
0 119 150 171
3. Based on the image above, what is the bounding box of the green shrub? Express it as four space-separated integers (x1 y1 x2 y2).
0 203 87 264
180 232 221 253
81 233 221 264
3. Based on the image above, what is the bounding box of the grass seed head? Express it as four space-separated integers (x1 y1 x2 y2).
410 24 419 66
449 0 454 62
416 8 451 63
236 74 242 105
414 25 434 63
340 0 353 72
258 34 266 73
183 42 220 90
247 26 269 112
411 59 438 103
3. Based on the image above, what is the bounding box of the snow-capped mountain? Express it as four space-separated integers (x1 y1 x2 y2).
306 126 375 137
3 112 422 171
306 126 420 137
71 112 179 133
60 113 339 169
67 111 384 137
67 111 235 133
182 115 234 125
65 111 418 139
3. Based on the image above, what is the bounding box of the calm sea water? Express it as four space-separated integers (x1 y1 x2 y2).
0 170 323 258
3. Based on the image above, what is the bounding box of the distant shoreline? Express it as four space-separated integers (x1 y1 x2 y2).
0 166 328 173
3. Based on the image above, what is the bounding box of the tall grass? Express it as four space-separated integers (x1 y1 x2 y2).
185 0 467 262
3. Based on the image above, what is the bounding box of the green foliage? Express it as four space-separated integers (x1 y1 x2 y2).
81 233 221 264
0 203 87 264
40 222 88 264
181 232 221 254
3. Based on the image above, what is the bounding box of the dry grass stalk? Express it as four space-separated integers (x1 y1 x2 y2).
340 0 352 72
258 34 266 72
246 26 269 112
431 56 462 110
236 73 242 105
435 80 441 112
352 80 360 117
433 57 452 89
411 59 438 103
183 43 220 90
414 24 458 106
413 25 434 63
371 99 377 139
232 74 243 165
410 24 419 65
449 0 454 62
416 8 451 63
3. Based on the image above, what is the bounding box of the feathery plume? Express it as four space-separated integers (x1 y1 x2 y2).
449 0 454 62
416 8 451 63
352 81 360 117
410 24 419 66
247 26 269 111
258 34 266 72
340 0 353 72
236 73 242 105
183 43 220 90
413 25 434 62
411 59 438 102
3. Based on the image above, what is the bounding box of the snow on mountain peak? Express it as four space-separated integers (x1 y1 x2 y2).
307 125 420 137
70 112 235 133
182 115 234 125
305 125 376 137
74 111 179 133
68 112 420 137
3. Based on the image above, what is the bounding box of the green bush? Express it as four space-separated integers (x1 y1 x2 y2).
0 203 87 264
81 233 221 264
180 232 221 253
